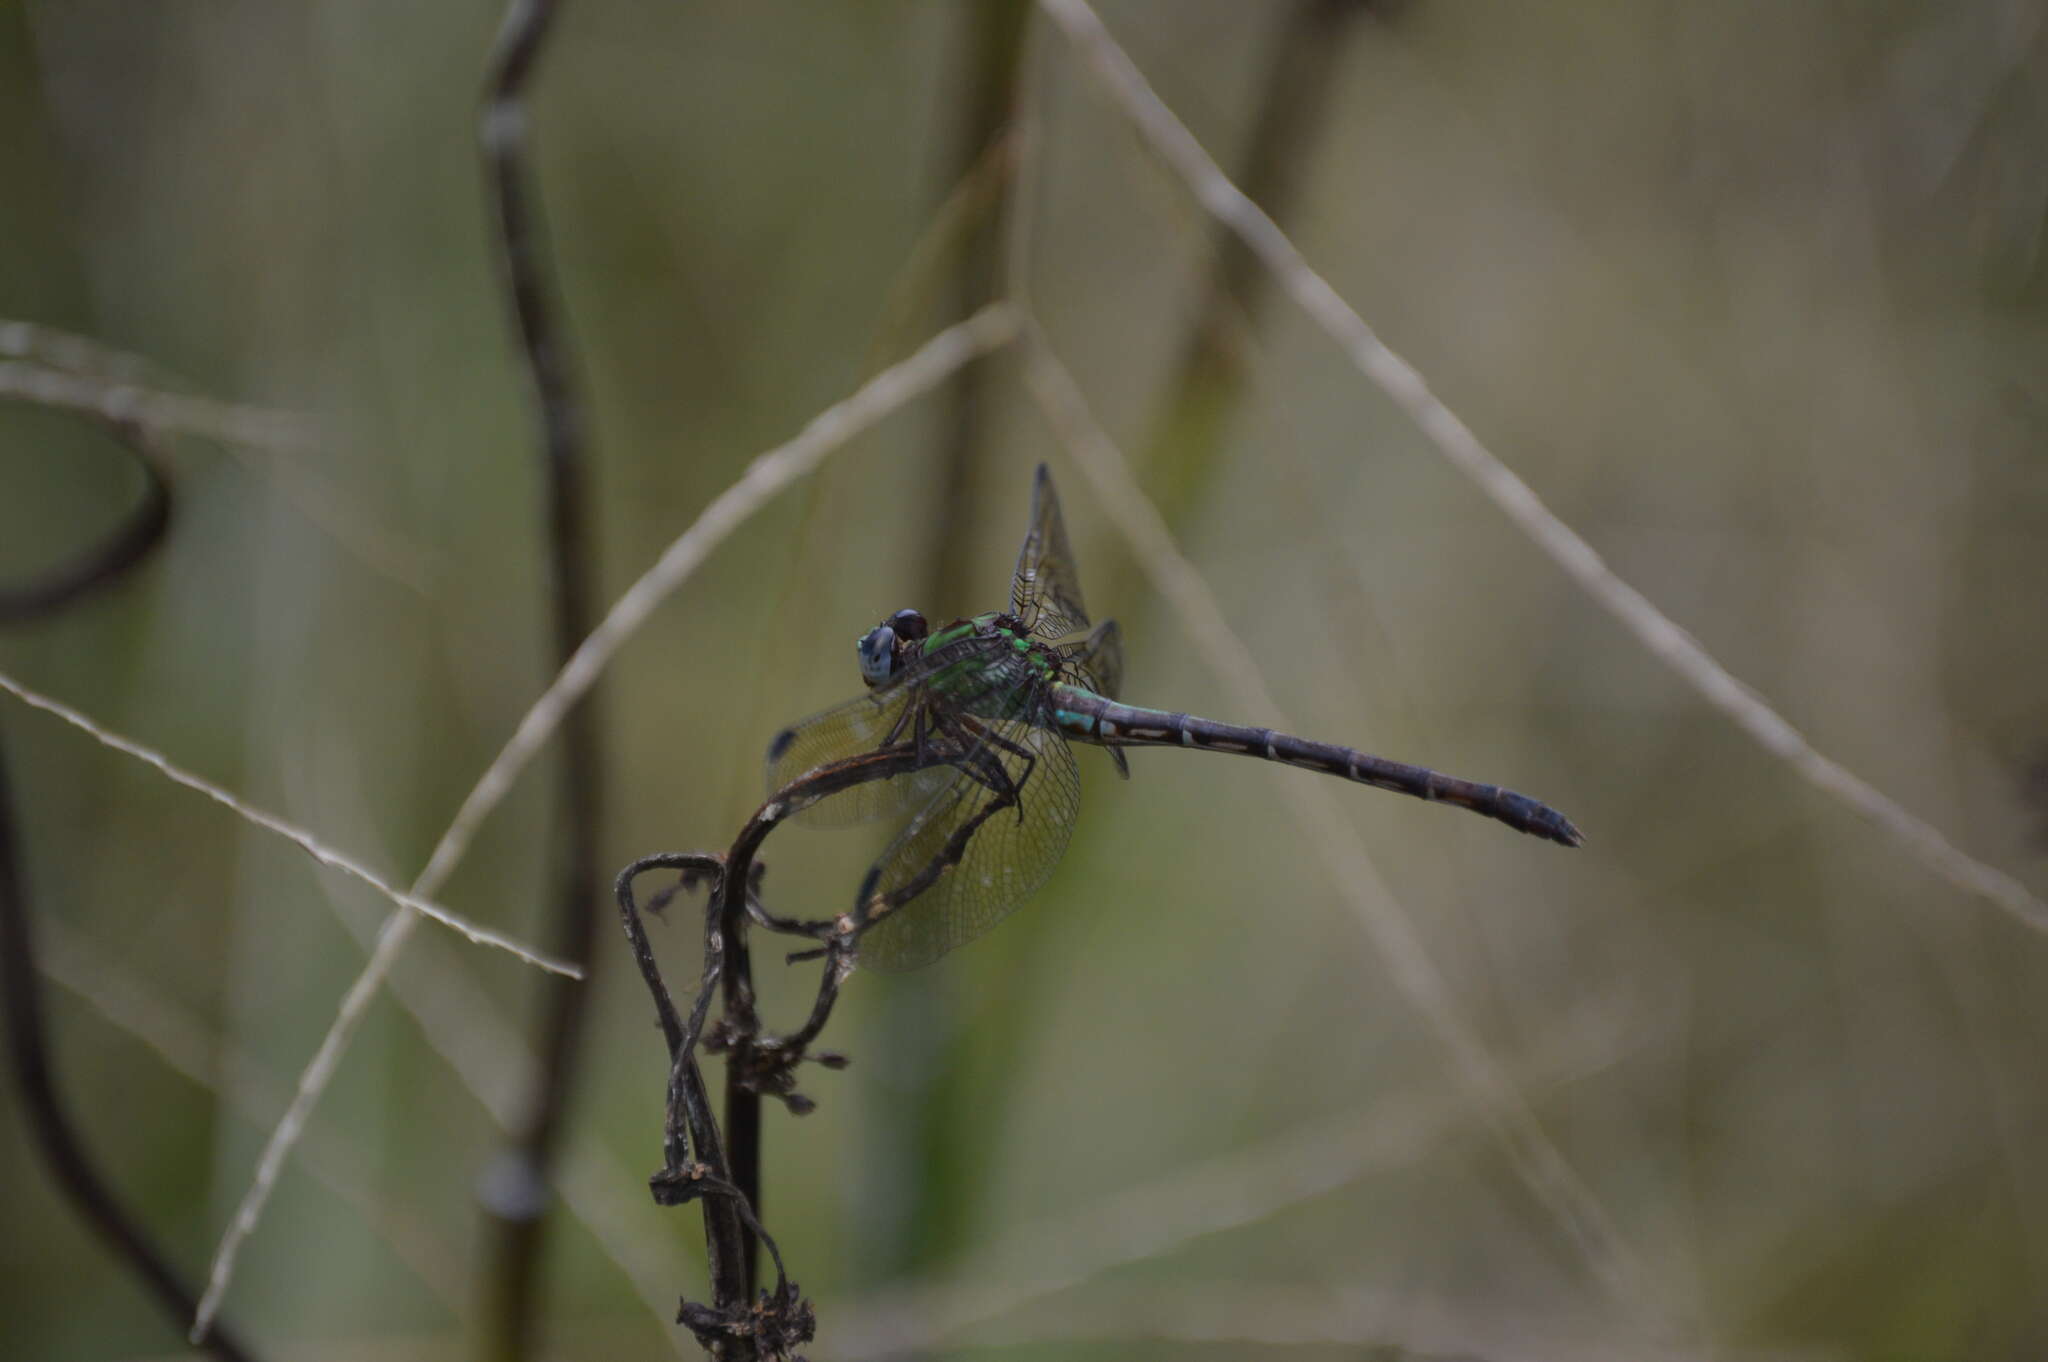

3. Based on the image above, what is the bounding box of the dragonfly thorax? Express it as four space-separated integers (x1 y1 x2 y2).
856 608 929 687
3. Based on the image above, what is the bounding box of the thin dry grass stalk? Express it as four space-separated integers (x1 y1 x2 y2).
191 303 1018 1339
1035 0 2048 937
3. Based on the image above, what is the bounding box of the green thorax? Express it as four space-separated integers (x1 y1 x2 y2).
914 611 1076 719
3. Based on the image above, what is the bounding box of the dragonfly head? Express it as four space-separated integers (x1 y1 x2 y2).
857 608 928 687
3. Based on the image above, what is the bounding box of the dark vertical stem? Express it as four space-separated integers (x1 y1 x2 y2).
871 0 1034 1286
719 883 764 1296
0 422 257 1361
1149 0 1366 494
921 0 1032 611
1092 0 1372 607
616 856 752 1323
615 755 928 1350
476 1 608 1357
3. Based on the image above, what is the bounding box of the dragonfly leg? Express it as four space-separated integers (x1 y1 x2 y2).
947 713 1038 824
879 692 960 778
880 691 919 748
975 725 1037 826
859 786 1017 934
907 699 933 767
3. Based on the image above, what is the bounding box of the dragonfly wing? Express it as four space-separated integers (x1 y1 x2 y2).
1062 618 1123 700
1062 618 1129 779
854 716 1082 971
766 633 1036 826
1010 464 1091 640
764 684 951 827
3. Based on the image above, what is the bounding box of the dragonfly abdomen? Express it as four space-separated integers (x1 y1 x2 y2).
1052 687 1582 848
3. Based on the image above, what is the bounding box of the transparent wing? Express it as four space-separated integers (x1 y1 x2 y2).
1061 617 1130 779
854 715 1082 972
764 683 951 827
765 632 1041 827
1061 617 1123 700
1011 463 1091 640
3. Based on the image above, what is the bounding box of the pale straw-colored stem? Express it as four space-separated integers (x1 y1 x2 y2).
1021 328 1667 1322
0 360 328 458
0 670 577 977
190 303 1018 1337
1035 0 2045 936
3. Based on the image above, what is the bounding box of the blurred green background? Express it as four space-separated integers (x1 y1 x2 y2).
5 1 2048 1359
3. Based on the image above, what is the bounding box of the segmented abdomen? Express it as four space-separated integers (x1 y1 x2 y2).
1051 686 1582 847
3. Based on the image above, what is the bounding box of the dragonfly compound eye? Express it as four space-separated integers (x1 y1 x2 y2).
857 624 898 687
889 608 929 641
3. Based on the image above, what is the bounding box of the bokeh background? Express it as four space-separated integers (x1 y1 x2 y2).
5 1 2048 1359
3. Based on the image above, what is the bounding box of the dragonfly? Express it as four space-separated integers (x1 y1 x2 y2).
767 465 1581 971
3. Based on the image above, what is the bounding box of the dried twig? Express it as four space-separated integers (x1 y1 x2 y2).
615 747 939 1357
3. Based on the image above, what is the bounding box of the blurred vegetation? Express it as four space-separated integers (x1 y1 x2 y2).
4 1 2048 1359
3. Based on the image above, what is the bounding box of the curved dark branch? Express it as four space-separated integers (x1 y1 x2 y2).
614 748 928 1357
0 414 259 1360
0 418 170 622
615 853 758 1345
476 1 610 1357
0 762 257 1362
